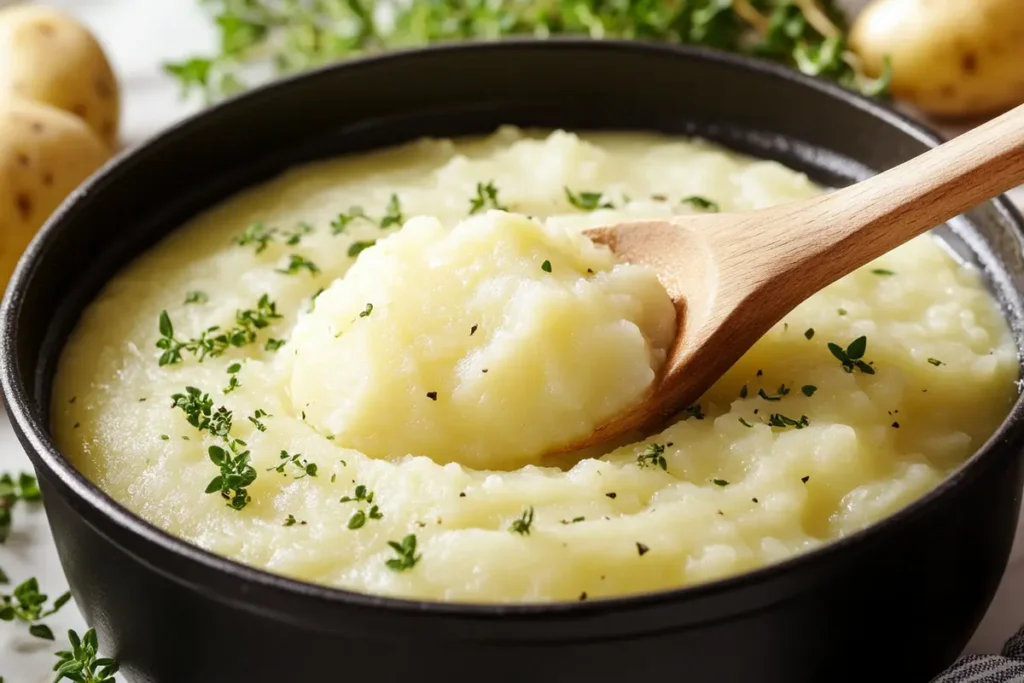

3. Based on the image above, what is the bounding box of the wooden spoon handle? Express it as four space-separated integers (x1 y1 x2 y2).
717 103 1024 312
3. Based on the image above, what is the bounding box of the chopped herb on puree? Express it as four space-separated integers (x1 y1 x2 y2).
50 129 1018 603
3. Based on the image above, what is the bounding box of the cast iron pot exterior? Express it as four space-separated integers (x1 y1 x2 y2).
3 41 1024 683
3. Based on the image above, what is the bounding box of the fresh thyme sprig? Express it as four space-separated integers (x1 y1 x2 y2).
509 506 535 535
276 254 321 276
637 443 668 471
385 534 420 572
171 385 266 510
54 628 120 683
156 294 282 365
469 181 507 214
681 196 720 212
0 472 41 544
206 443 257 510
565 188 614 211
268 450 318 478
827 335 875 374
332 194 405 235
165 0 889 103
0 577 72 640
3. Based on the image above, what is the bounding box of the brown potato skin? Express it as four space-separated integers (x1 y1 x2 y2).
0 98 110 290
0 5 121 148
851 0 1024 119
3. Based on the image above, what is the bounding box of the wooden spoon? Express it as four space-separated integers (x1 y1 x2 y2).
559 102 1024 454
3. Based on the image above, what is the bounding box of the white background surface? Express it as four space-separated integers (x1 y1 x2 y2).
1 1 1023 681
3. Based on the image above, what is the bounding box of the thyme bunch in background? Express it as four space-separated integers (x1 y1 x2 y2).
166 0 890 104
0 472 41 544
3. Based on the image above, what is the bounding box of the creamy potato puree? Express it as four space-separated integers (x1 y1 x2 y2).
291 212 675 470
52 128 1018 602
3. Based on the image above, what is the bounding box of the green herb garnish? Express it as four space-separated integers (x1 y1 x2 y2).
206 443 256 510
331 206 373 234
248 409 270 432
801 385 817 397
871 268 895 276
224 362 242 394
156 295 281 365
184 290 208 305
265 338 286 351
509 506 535 535
541 260 552 273
827 335 875 374
348 240 376 257
237 222 278 253
269 450 317 478
804 328 815 340
565 188 613 211
927 358 944 366
170 387 214 430
380 194 404 229
637 443 667 471
385 534 420 572
276 254 320 276
712 479 729 487
469 180 507 214
681 196 719 212
767 413 810 429
340 485 374 504
359 303 373 318
347 505 383 530
283 221 314 246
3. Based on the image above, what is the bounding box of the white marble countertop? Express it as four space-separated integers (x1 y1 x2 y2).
1 1 1023 681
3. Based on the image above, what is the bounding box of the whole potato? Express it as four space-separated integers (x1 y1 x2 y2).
0 98 110 288
851 0 1024 119
0 5 120 147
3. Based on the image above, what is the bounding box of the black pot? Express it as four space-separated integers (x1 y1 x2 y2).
3 41 1024 683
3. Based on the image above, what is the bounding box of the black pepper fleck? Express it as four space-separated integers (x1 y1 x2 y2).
756 369 763 377
427 391 438 401
636 542 650 556
801 476 810 483
73 422 80 429
892 421 900 428
69 396 76 404
459 492 466 498
578 592 588 601
752 497 759 503
605 492 617 499
470 324 478 336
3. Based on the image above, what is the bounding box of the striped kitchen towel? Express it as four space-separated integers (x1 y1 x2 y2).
935 625 1024 682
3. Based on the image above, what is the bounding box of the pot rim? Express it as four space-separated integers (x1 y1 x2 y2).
4 37 1024 621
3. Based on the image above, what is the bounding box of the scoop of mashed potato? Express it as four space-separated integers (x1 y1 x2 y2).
288 211 676 469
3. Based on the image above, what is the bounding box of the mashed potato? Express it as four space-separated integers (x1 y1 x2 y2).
290 212 675 470
51 128 1019 602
